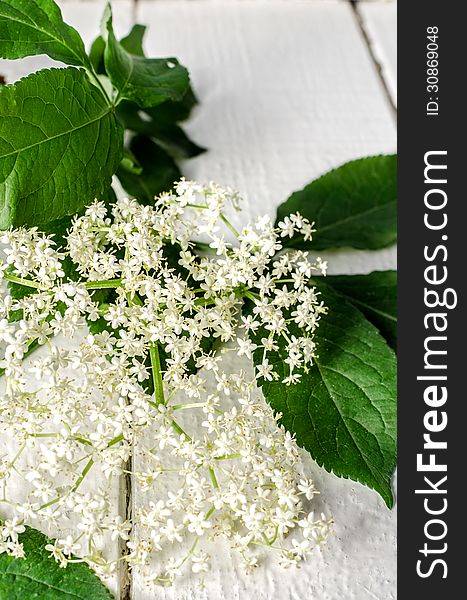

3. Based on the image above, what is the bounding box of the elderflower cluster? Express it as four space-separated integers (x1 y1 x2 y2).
0 181 331 584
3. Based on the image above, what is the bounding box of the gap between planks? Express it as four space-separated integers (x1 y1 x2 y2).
118 453 134 599
350 0 396 118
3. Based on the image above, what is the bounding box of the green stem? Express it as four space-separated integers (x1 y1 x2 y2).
244 290 260 303
107 433 124 448
39 497 61 511
178 536 200 567
171 402 207 411
193 240 212 252
10 443 26 467
269 525 279 545
84 279 122 290
72 458 94 492
208 467 219 489
2 273 122 291
86 66 113 106
75 437 92 447
3 273 39 289
149 344 165 406
220 213 240 238
186 203 209 210
261 532 274 546
170 419 192 442
214 453 242 460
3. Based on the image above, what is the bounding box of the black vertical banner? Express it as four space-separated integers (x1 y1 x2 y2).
398 2 464 597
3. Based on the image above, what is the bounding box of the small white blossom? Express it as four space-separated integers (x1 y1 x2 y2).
1 518 25 543
191 550 209 573
0 181 330 583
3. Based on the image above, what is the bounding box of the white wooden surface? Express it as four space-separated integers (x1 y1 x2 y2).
1 1 397 599
359 0 397 105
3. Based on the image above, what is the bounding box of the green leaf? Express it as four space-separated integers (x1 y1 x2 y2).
120 146 143 175
320 271 397 350
117 135 181 203
120 24 146 57
89 35 106 74
99 184 118 206
148 123 205 159
276 155 397 250
143 86 199 124
117 101 205 159
250 282 396 507
0 526 114 599
104 10 189 109
0 0 90 67
0 67 123 229
90 24 146 76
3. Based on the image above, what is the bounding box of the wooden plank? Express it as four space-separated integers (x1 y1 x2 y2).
132 1 396 599
359 0 397 105
0 3 133 598
138 0 396 275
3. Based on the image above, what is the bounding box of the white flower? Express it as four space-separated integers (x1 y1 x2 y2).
6 541 25 558
160 519 183 543
45 540 67 567
108 516 131 541
298 478 319 501
57 535 81 556
256 359 276 381
185 512 212 536
1 518 25 543
191 550 209 573
0 181 330 582
236 337 257 359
